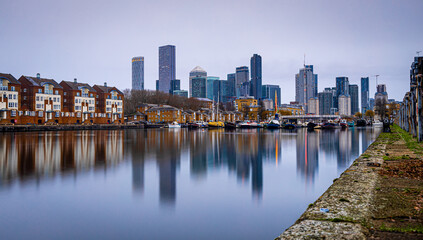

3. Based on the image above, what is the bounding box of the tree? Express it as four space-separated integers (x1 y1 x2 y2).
354 112 362 118
386 102 399 118
365 110 375 120
375 97 388 119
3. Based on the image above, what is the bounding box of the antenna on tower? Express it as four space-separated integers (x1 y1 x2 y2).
417 51 422 57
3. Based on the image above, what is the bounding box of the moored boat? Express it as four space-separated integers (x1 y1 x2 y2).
283 123 296 130
266 119 280 129
168 121 181 128
356 119 367 127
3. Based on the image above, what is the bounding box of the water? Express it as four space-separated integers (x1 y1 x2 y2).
0 128 381 240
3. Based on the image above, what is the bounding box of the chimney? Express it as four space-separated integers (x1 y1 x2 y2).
74 78 77 83
36 73 40 79
104 82 107 87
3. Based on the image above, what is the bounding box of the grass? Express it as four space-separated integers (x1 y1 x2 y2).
380 224 423 233
393 124 423 155
382 155 410 161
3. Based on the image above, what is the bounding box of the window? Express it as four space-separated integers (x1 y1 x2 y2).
75 99 78 103
64 92 67 96
8 94 12 99
55 90 58 95
13 95 16 99
76 92 80 96
23 88 27 92
23 96 27 100
11 110 16 117
11 86 15 91
38 111 43 117
40 96 43 101
38 89 42 93
64 99 67 102
36 96 39 101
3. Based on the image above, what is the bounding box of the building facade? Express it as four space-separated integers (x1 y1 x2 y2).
338 94 351 116
227 73 236 97
158 45 176 93
349 84 359 114
235 66 249 97
207 76 219 100
132 56 144 90
189 66 207 98
318 88 333 115
295 65 318 111
60 79 97 123
307 97 319 115
250 54 262 100
93 83 124 123
361 77 369 113
0 73 21 123
262 84 281 107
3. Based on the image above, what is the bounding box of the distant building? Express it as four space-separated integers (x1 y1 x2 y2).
361 77 369 113
158 45 176 93
307 97 319 115
261 98 274 110
375 84 388 103
295 65 318 111
213 80 230 103
234 96 258 112
207 76 219 100
235 66 249 97
318 88 333 115
335 76 349 109
349 84 359 114
338 94 351 115
227 73 236 97
132 56 144 90
191 77 207 98
173 90 188 98
240 81 251 97
189 66 207 98
280 104 304 115
262 84 281 107
369 98 375 111
170 79 180 95
250 54 262 100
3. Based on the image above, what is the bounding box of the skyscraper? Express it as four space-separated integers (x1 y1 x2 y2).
318 88 333 115
349 84 359 114
375 84 388 103
207 76 219 100
213 80 230 103
170 79 180 95
132 57 144 90
262 84 281 106
189 66 207 98
236 66 249 97
295 65 318 111
250 54 262 100
158 45 176 93
335 76 349 109
338 95 351 115
361 77 369 113
227 73 236 97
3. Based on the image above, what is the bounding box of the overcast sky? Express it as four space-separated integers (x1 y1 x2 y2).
1 0 422 103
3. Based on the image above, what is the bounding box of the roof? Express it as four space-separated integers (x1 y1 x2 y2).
0 73 20 84
147 106 180 112
94 85 123 95
194 97 212 102
190 66 206 73
22 76 62 88
62 81 96 92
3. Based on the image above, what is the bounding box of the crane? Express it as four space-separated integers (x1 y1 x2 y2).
417 51 422 57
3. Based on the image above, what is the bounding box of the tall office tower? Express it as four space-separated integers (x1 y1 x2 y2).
207 76 219 100
250 54 262 100
335 76 349 109
318 88 334 115
213 80 230 103
361 77 369 113
262 84 281 106
170 79 180 95
227 73 236 97
369 98 375 110
338 95 351 115
295 65 318 110
308 97 319 114
189 66 207 97
349 84 359 114
132 57 144 90
158 45 176 93
235 66 249 97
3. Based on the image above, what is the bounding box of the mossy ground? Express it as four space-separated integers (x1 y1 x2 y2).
368 124 423 239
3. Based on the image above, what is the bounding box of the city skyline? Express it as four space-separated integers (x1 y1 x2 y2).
1 0 422 103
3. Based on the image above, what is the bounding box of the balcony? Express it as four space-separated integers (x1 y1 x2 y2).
0 86 8 91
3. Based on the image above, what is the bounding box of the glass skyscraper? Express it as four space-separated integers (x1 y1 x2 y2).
262 84 281 107
207 76 219 100
295 65 318 111
132 56 144 90
335 76 349 109
361 77 369 113
235 66 249 97
250 54 262 100
158 45 176 93
227 73 236 97
318 88 334 115
349 84 359 114
189 66 207 98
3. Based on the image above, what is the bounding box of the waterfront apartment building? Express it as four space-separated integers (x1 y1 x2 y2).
308 97 319 115
236 66 249 97
0 73 21 123
19 74 64 123
262 84 281 107
132 56 144 90
189 66 207 98
349 84 359 115
295 65 318 111
158 45 176 93
146 105 182 123
93 83 124 123
60 79 97 123
250 54 262 100
361 77 369 113
234 97 258 112
338 94 351 116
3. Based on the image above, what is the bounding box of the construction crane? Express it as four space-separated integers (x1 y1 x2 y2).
417 51 422 57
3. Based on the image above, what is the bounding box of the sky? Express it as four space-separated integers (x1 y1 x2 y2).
1 0 422 103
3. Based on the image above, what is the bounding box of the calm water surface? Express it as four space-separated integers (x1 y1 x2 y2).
0 128 381 240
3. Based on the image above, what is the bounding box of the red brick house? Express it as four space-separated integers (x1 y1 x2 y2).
0 73 21 124
93 83 124 124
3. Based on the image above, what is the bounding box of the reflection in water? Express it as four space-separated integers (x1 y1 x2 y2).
0 128 380 200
